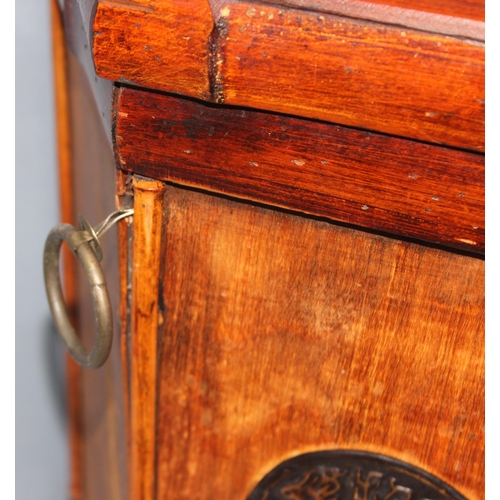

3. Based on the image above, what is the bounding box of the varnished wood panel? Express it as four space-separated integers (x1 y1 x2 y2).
93 0 214 100
156 185 484 500
115 88 484 253
217 3 484 151
129 178 166 500
92 0 484 151
265 0 484 38
66 42 128 500
335 0 484 20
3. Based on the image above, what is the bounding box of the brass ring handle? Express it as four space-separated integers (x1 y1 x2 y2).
43 210 133 369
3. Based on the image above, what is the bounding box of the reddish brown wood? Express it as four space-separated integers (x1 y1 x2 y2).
51 1 83 497
264 0 484 39
60 5 486 500
267 0 484 22
115 88 484 253
336 0 483 20
82 0 485 29
156 185 484 500
91 0 484 151
217 3 484 152
129 178 166 500
93 0 214 100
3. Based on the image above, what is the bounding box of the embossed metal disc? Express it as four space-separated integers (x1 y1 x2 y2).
247 450 467 500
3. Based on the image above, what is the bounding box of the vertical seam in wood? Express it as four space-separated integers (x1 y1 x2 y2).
208 14 226 103
117 170 135 500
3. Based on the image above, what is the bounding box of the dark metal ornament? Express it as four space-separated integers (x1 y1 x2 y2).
247 450 467 500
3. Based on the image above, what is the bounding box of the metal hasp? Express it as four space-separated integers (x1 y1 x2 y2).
43 209 134 369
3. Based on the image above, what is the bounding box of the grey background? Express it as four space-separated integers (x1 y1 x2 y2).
16 0 69 498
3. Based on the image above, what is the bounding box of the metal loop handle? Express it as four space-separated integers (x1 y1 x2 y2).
43 210 133 369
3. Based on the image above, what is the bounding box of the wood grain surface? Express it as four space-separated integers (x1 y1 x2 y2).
216 3 484 151
93 0 214 100
264 0 484 38
115 88 484 253
339 0 483 20
129 178 166 500
156 185 484 500
66 42 128 500
92 0 484 151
